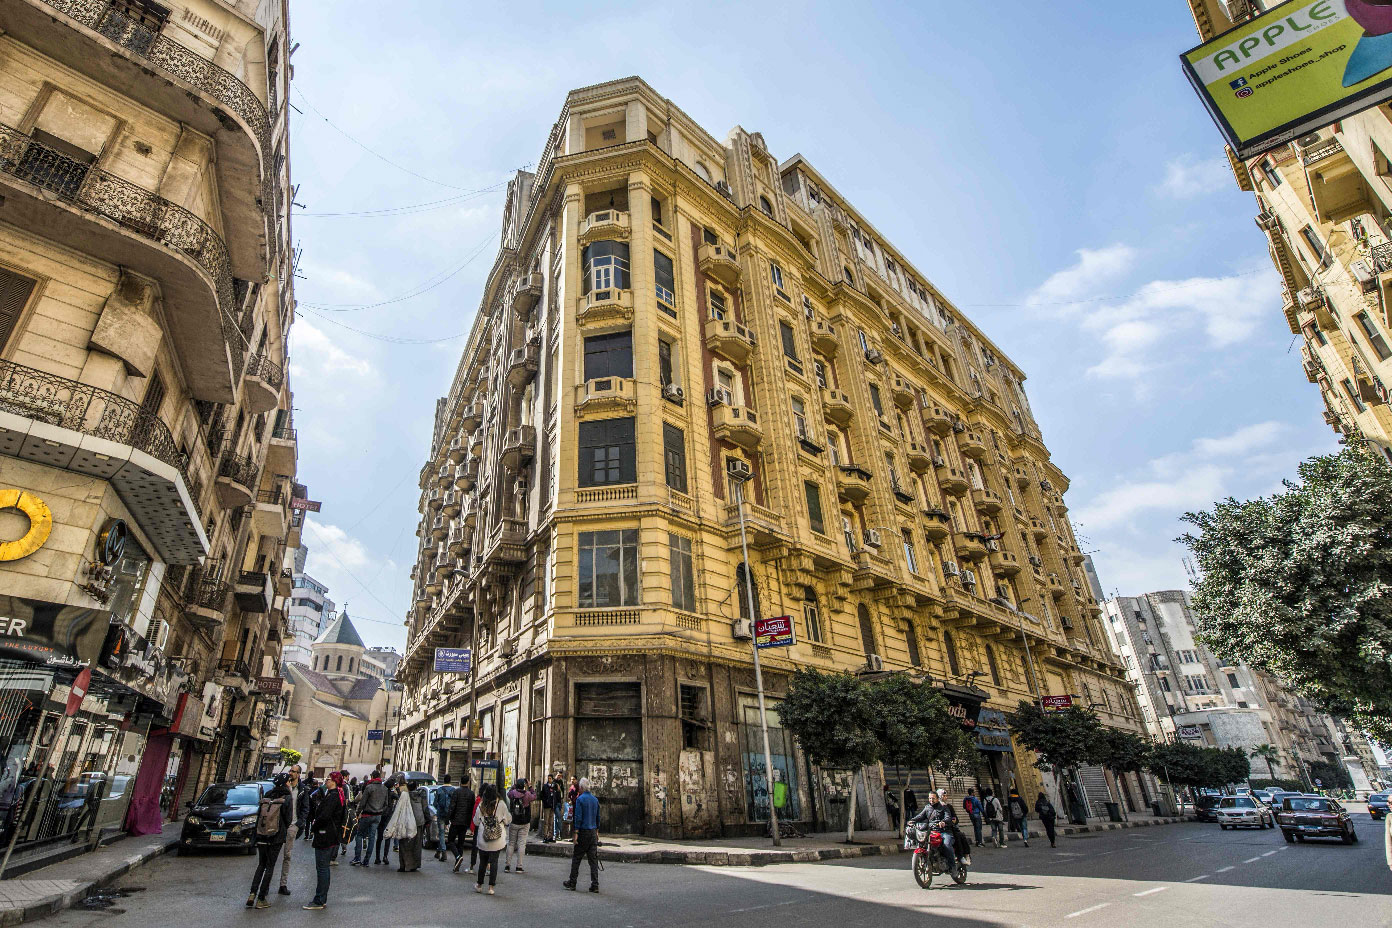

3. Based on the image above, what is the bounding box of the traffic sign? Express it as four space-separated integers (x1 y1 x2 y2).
754 615 795 649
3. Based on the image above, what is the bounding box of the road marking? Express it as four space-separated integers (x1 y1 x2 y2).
729 900 797 914
1261 851 1278 857
1242 856 1262 864
1183 875 1209 882
1216 866 1234 872
1133 887 1168 897
1065 904 1112 918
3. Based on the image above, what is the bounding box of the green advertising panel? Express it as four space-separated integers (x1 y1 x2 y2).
1182 0 1392 159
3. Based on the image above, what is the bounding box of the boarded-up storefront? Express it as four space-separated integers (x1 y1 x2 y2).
574 682 644 834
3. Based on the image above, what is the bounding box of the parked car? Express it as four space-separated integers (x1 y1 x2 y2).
1194 793 1222 822
1275 794 1358 844
1366 793 1388 819
1216 795 1273 829
179 782 265 854
1251 789 1274 807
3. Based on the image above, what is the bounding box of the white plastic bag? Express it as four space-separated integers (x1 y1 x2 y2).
383 792 417 840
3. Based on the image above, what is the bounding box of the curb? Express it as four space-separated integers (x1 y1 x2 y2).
0 837 179 927
1057 816 1185 836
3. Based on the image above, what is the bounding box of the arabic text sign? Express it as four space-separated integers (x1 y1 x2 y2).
754 615 795 649
434 647 471 673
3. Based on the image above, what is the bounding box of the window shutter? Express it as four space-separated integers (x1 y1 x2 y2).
0 267 38 354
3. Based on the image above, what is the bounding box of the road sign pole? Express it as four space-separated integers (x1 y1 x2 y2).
733 478 780 847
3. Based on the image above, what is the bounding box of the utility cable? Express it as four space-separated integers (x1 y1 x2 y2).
296 182 508 218
298 232 495 312
303 519 407 626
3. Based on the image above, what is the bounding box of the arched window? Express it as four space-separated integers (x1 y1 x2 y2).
336 655 343 671
857 604 878 657
313 730 322 744
348 658 354 674
986 645 1002 686
759 195 773 216
944 631 960 677
694 161 712 183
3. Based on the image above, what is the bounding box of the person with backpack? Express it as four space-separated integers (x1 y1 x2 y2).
447 778 476 871
1007 789 1031 847
563 778 601 893
432 775 457 861
276 765 302 896
1034 792 1058 848
375 775 399 865
983 788 1006 847
246 774 292 909
351 771 389 866
538 777 557 844
504 778 536 873
472 783 512 894
304 771 347 910
963 788 984 847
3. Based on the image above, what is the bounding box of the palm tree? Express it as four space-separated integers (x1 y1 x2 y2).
1250 744 1281 780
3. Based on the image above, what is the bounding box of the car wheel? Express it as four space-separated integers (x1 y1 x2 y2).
1219 824 1228 830
1282 830 1294 843
1295 834 1304 842
1348 830 1358 844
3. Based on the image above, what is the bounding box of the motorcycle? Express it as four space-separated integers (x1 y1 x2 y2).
911 822 968 888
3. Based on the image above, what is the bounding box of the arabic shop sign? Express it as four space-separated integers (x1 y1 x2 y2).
974 708 1014 752
0 595 107 668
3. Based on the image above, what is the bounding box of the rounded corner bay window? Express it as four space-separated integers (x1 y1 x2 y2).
582 241 630 296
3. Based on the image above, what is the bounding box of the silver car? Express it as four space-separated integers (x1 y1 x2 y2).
1217 795 1273 830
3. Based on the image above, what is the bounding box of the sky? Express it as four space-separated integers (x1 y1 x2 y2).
284 1 1339 651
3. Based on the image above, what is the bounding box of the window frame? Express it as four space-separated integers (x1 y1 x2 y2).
669 533 696 612
578 416 637 487
577 528 641 608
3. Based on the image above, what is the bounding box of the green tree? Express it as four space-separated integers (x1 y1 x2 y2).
1209 747 1251 788
1007 701 1105 814
1249 743 1281 780
868 674 973 834
1307 759 1353 791
778 668 880 842
1094 728 1152 813
1180 448 1392 740
1146 741 1206 791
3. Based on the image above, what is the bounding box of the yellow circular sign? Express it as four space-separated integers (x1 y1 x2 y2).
0 490 52 561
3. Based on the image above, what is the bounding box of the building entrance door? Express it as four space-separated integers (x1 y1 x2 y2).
574 683 644 834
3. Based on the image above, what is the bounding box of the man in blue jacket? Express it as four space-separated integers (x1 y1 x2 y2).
562 778 601 893
431 775 457 860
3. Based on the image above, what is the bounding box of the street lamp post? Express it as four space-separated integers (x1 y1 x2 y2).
730 470 781 848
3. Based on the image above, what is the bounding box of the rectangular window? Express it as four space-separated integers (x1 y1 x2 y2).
901 529 918 574
780 321 800 361
650 196 664 227
904 620 921 666
869 383 884 417
578 417 636 486
1260 159 1282 186
582 241 630 294
583 331 633 380
708 289 727 320
1357 311 1391 360
1299 226 1330 266
669 533 695 612
658 339 675 388
654 249 675 310
577 529 640 607
792 396 809 441
770 262 784 290
803 592 824 644
663 422 687 493
1342 377 1367 412
0 267 37 353
703 227 718 246
1226 672 1240 688
813 359 827 388
1306 323 1327 346
679 684 711 749
804 480 825 535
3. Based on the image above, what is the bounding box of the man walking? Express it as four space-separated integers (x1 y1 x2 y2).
277 765 303 895
351 770 388 865
432 775 457 861
1007 789 1031 847
304 771 347 910
538 777 557 843
983 788 1006 847
447 776 476 871
963 787 984 847
562 778 600 893
504 777 535 873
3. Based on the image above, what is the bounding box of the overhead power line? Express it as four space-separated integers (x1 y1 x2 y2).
296 182 509 218
299 233 495 313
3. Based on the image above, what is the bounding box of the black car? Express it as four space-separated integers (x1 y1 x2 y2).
179 782 265 854
1194 793 1222 822
1275 794 1358 845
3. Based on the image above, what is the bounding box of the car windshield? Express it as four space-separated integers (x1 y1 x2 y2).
1284 797 1331 812
1371 794 1388 802
198 786 260 806
1219 798 1254 808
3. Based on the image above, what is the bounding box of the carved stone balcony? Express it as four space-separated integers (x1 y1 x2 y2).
1014 464 1031 488
954 531 988 562
484 517 528 565
215 452 257 509
709 404 760 450
253 488 290 539
506 344 539 388
501 425 536 469
971 487 1003 514
577 288 634 327
183 570 229 630
921 507 951 541
922 404 954 435
989 548 1021 577
242 354 283 414
579 209 630 243
934 461 970 495
697 242 740 286
722 499 783 546
906 441 933 473
460 401 483 432
575 377 637 416
0 357 208 562
457 459 479 491
835 464 873 503
0 124 240 401
430 514 448 541
509 271 543 317
959 430 988 459
890 374 916 408
1029 517 1048 541
821 388 854 426
1047 572 1066 598
704 317 757 363
448 436 466 463
810 318 838 355
461 495 478 528
2 0 273 277
442 489 461 516
267 425 297 474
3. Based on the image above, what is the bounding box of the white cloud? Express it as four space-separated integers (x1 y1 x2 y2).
289 320 376 380
1155 155 1231 199
303 519 373 573
1027 244 1136 306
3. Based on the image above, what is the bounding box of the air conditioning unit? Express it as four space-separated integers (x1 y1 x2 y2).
891 323 903 338
863 528 883 548
499 637 518 658
715 180 733 198
732 618 752 640
1040 478 1055 492
864 348 884 364
996 584 1012 599
726 458 753 481
931 455 946 467
663 383 685 403
951 420 966 433
865 654 885 672
961 567 978 587
708 387 733 406
1254 211 1277 232
984 539 1000 552
1028 555 1043 568
943 560 960 577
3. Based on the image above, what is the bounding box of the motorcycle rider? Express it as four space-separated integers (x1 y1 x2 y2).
909 790 960 875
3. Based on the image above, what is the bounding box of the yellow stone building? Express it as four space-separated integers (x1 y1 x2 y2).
397 77 1149 837
0 0 301 854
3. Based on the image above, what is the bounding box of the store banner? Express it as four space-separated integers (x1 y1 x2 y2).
0 595 108 668
974 708 1014 752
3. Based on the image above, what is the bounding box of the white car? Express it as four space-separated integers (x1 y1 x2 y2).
1216 795 1274 830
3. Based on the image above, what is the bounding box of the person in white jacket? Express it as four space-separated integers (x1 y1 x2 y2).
472 783 512 894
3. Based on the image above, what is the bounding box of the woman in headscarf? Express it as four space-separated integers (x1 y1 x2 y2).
303 771 346 910
396 779 430 872
246 774 292 909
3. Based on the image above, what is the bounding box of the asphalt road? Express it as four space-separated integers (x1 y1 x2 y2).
37 814 1390 928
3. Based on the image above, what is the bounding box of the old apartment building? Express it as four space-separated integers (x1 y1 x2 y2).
397 77 1148 837
1186 0 1392 456
0 0 300 859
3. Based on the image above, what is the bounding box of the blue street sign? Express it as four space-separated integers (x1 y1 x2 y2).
434 647 471 673
366 729 384 741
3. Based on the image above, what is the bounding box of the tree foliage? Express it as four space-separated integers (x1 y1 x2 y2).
1095 728 1151 775
1005 702 1104 771
279 747 302 767
1180 448 1392 740
1145 741 1249 789
869 674 974 773
778 668 881 770
1307 759 1353 791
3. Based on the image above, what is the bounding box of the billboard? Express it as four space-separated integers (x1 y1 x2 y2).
753 615 795 649
1040 694 1074 711
1182 1 1392 159
1177 725 1205 741
434 647 471 673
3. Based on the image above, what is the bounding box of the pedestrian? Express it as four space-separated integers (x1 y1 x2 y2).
563 777 600 893
963 788 984 847
504 777 536 873
432 775 457 861
553 773 568 840
472 783 511 894
246 774 292 909
1034 792 1058 848
351 771 388 865
395 780 430 872
447 777 477 872
884 786 900 830
382 778 419 871
1384 805 1391 873
564 776 579 839
277 765 303 895
1007 789 1030 847
466 785 484 872
337 771 354 860
300 775 318 842
303 771 347 911
538 776 557 843
983 789 1006 847
376 775 399 865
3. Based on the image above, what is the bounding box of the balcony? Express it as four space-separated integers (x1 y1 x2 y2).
241 354 283 414
704 317 758 363
712 404 763 450
461 495 478 528
579 209 630 243
906 441 933 472
577 288 634 327
890 374 916 408
970 487 1003 514
267 425 297 474
922 507 951 541
821 388 854 426
509 271 544 317
954 531 988 561
435 463 453 488
1046 572 1066 598
934 461 970 495
1302 139 1370 223
959 430 988 459
500 425 537 469
215 452 257 509
442 489 462 516
810 318 839 355
697 242 740 286
234 570 273 614
253 489 290 538
1028 517 1048 540
922 404 954 435
0 0 273 278
722 499 783 546
460 401 483 432
851 548 897 590
0 124 240 401
216 658 252 686
1013 465 1031 488
506 344 539 388
430 514 448 541
575 377 637 415
835 464 873 502
989 548 1021 577
184 571 229 630
448 436 467 463
287 510 303 549
468 428 484 458
484 517 528 565
456 459 479 491
0 358 208 562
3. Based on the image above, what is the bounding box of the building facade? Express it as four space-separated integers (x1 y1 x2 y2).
397 77 1147 837
285 557 333 668
0 0 300 865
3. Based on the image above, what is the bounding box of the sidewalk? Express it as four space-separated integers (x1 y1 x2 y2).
525 814 1188 867
0 823 180 927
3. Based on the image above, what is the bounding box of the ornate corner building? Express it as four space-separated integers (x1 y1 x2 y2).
397 77 1149 837
1185 0 1392 456
0 0 301 859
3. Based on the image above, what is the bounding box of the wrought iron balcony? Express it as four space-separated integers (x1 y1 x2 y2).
217 657 251 681
242 353 283 413
235 569 273 613
215 452 257 508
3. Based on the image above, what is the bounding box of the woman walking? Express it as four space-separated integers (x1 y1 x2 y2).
472 784 512 894
398 781 430 872
1034 792 1058 848
246 774 292 909
1007 789 1030 847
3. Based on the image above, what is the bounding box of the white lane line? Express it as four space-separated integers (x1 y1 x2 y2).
728 900 797 914
1261 851 1278 857
1242 856 1262 864
1133 887 1169 897
1216 866 1235 872
1183 874 1209 882
1066 903 1113 919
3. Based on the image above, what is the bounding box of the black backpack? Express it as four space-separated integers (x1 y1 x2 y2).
509 793 531 824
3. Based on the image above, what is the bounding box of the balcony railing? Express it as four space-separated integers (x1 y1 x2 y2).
244 353 284 388
0 123 243 376
218 452 257 488
217 657 250 680
271 426 297 442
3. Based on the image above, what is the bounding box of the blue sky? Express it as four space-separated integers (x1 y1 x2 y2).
286 1 1337 650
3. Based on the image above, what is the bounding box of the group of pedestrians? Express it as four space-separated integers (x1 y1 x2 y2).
959 786 1058 848
243 765 604 909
